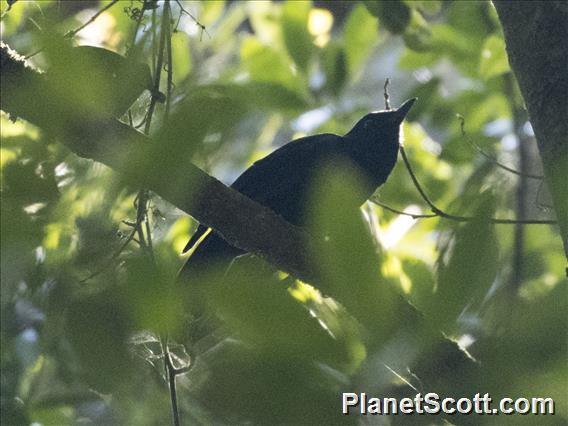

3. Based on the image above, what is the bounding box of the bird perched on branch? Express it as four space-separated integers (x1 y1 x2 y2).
181 98 416 279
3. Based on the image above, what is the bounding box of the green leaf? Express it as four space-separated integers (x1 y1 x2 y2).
281 0 313 72
66 291 133 393
171 32 192 83
343 4 379 76
200 0 225 24
402 9 433 52
211 256 356 369
121 256 183 335
322 41 348 96
307 163 403 345
399 48 437 69
433 193 499 328
368 0 411 34
479 34 510 79
240 36 304 93
410 0 442 16
195 82 308 112
45 41 152 118
447 0 493 43
186 339 354 425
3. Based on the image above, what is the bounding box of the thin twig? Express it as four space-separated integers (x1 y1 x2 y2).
78 227 138 283
371 198 437 219
174 0 210 40
128 0 147 52
457 114 543 180
165 7 174 119
384 78 391 110
383 78 554 225
399 145 556 225
140 190 155 262
134 190 150 250
146 3 186 424
151 5 157 74
24 0 124 62
144 0 168 135
165 350 181 426
505 75 529 291
64 0 120 39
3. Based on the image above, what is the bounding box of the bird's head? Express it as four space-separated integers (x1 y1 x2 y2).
345 98 416 141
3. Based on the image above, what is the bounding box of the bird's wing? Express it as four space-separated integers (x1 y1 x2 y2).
231 133 343 205
182 133 343 256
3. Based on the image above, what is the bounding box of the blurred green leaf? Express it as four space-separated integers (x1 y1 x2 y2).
307 163 404 346
433 193 499 328
410 0 442 16
2 159 58 205
343 4 379 76
475 283 567 406
240 36 304 93
29 406 74 426
479 34 510 79
402 9 433 52
66 291 133 393
45 40 152 118
211 256 358 370
171 32 192 83
399 48 437 69
201 82 309 112
2 1 565 423
447 0 493 43
200 0 225 25
322 41 347 96
364 0 411 34
187 339 354 425
121 255 183 335
74 212 118 268
281 0 313 72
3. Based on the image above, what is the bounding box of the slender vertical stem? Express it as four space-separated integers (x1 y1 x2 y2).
165 15 173 120
506 76 528 292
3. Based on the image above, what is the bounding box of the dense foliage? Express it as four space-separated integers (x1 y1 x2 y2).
1 1 565 424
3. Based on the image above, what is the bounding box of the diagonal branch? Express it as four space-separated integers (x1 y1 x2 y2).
0 42 317 283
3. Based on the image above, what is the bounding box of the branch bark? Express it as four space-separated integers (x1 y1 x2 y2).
493 1 568 264
0 43 317 283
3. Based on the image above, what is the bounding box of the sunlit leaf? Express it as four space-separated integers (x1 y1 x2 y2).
200 0 225 25
171 32 192 83
307 163 404 346
211 256 358 370
479 34 510 79
240 36 304 93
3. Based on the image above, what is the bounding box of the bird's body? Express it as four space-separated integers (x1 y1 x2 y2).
182 99 416 277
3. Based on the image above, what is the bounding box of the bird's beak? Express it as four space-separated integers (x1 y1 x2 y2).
394 98 417 122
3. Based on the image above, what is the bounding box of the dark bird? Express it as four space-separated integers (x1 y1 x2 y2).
181 98 416 279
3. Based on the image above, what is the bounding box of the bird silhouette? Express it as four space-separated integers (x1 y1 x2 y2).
181 98 416 279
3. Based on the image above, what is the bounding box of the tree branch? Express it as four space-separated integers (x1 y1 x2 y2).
0 42 317 283
493 1 568 264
